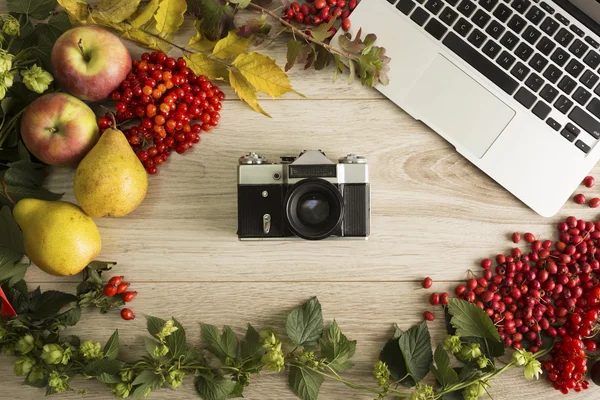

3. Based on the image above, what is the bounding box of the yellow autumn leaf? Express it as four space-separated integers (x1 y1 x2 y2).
129 0 160 28
229 68 270 118
57 0 90 23
184 53 228 81
94 0 141 23
187 19 216 52
232 52 299 98
154 0 187 34
121 28 173 53
212 31 250 60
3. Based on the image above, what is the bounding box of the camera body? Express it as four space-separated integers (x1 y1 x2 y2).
237 150 370 240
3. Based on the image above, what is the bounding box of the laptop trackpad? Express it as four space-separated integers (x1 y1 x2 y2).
406 54 515 158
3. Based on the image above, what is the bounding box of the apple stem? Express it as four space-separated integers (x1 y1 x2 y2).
1 180 15 206
47 127 58 134
77 38 90 62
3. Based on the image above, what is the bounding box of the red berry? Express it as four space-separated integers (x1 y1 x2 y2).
423 311 435 321
523 232 535 243
123 291 137 302
121 308 135 321
108 276 124 286
103 284 117 297
574 193 586 204
583 176 595 188
422 277 433 289
589 198 600 208
116 282 129 294
511 232 521 243
440 292 449 305
341 18 351 31
430 293 440 306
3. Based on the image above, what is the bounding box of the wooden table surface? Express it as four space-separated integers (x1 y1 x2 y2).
2 7 600 400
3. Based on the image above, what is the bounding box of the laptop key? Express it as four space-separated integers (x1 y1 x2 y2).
569 39 589 58
580 70 600 89
540 2 555 15
565 59 584 78
479 0 498 12
558 76 577 94
536 36 555 55
570 25 585 37
396 0 416 14
447 0 459 4
556 28 574 47
425 18 448 40
540 17 559 36
525 73 544 92
546 118 561 131
411 7 430 26
555 95 574 114
511 0 531 14
528 53 548 72
514 87 536 108
468 28 487 47
572 87 592 105
482 39 501 58
584 51 600 69
440 7 459 25
561 129 578 142
532 101 552 119
550 47 570 67
442 32 519 94
567 123 581 135
521 26 541 45
425 0 444 14
515 42 534 61
472 9 491 28
525 5 545 25
511 62 530 81
585 36 600 49
486 20 505 39
575 140 591 154
507 15 527 34
498 50 516 69
543 64 562 83
454 17 473 37
586 98 600 120
493 3 513 23
540 84 559 102
457 0 476 17
500 31 519 50
555 13 570 26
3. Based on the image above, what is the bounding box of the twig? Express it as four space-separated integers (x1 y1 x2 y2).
246 3 359 61
1 179 15 205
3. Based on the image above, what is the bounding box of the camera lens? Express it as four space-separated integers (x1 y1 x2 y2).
284 179 343 240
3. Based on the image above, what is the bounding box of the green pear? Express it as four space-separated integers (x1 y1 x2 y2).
13 199 102 276
74 127 148 218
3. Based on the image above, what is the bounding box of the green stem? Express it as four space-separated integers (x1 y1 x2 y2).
0 108 26 148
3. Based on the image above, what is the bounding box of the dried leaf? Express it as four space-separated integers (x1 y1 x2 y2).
184 53 229 81
285 39 303 72
187 20 217 52
237 15 271 38
232 52 299 98
229 68 270 117
57 0 90 22
154 0 187 34
199 0 234 41
95 0 141 23
212 31 250 60
339 28 365 54
129 0 160 28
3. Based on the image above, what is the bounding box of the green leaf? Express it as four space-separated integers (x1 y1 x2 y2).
96 373 121 384
379 337 415 387
165 318 187 358
7 0 57 19
447 299 502 354
147 315 167 338
288 365 324 400
318 320 356 373
132 370 159 386
143 337 161 360
1 161 62 206
86 260 117 272
103 330 120 359
311 18 335 42
229 0 251 8
0 247 25 285
199 0 234 41
32 12 72 42
240 323 266 362
84 359 125 376
314 45 333 71
54 306 81 326
130 371 164 400
431 345 459 389
398 321 433 384
286 297 323 348
195 374 237 400
285 40 304 72
30 290 77 319
201 323 238 363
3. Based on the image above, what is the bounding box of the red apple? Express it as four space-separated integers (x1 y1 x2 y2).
51 26 131 102
20 93 99 167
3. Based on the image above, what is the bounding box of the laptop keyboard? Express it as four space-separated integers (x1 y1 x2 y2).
388 0 600 154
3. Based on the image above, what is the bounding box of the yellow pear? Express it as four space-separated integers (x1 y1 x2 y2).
74 127 148 218
13 199 102 276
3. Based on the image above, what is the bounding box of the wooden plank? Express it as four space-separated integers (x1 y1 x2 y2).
0 282 595 399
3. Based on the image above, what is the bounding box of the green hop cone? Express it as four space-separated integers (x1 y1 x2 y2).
524 359 542 380
2 17 19 36
158 319 179 340
0 50 12 73
41 344 65 365
458 343 482 362
261 343 285 372
48 370 69 393
27 366 45 384
120 369 135 383
477 355 491 369
14 334 35 355
154 344 169 357
21 64 54 94
373 360 390 388
13 356 34 376
259 329 279 348
410 384 435 400
298 351 320 368
462 382 486 400
113 382 132 398
166 369 185 388
443 335 462 354
80 340 104 361
511 348 534 367
61 346 73 365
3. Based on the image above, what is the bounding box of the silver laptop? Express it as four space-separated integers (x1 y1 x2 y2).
348 0 600 216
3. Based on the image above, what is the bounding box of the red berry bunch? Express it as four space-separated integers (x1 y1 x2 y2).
104 275 138 321
97 51 224 175
544 337 590 394
283 0 357 38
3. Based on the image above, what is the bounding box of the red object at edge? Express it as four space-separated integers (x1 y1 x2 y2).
0 287 17 317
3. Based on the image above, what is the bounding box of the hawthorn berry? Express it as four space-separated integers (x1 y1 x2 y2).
422 277 433 289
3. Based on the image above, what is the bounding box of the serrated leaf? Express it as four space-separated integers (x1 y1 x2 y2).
57 0 90 22
398 321 433 384
147 315 167 338
121 28 173 53
195 374 237 400
447 299 501 344
232 52 299 98
96 373 121 384
314 45 332 71
7 0 57 19
30 291 77 319
318 320 356 373
212 31 250 60
229 0 251 8
103 330 120 359
237 14 271 38
240 323 266 362
165 318 187 358
154 0 187 33
311 18 335 43
288 366 324 400
229 68 270 117
379 337 415 387
130 0 160 28
132 370 159 386
33 12 72 43
144 337 161 360
185 53 228 81
199 0 234 41
285 40 304 72
201 323 238 363
84 359 125 376
286 297 323 348
188 19 217 51
94 0 141 23
431 345 459 389
54 306 81 327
